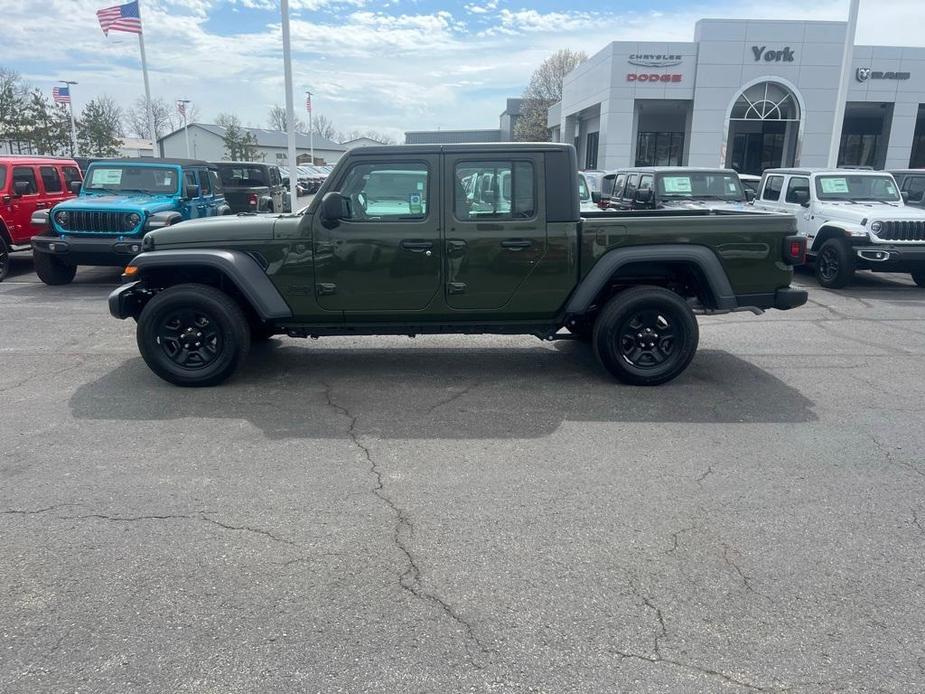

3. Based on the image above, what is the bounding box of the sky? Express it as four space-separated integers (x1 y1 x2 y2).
2 0 923 141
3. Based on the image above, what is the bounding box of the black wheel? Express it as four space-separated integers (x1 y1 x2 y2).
814 239 854 289
0 237 9 283
592 286 699 386
911 270 925 288
136 283 250 387
33 251 77 286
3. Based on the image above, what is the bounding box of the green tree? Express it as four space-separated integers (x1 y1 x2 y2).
0 67 30 153
21 89 72 155
216 112 259 160
77 96 124 157
514 49 587 143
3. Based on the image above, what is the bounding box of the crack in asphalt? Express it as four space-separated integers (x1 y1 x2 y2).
695 464 714 487
425 381 480 415
614 650 766 691
2 507 295 546
867 433 924 480
0 358 86 395
321 383 492 669
721 543 770 601
912 509 924 535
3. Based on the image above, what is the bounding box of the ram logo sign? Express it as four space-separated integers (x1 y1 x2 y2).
856 67 911 82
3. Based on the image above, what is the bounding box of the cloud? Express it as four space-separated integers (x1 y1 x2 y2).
3 0 925 141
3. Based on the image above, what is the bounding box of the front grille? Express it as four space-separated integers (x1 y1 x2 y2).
60 210 129 235
876 220 925 242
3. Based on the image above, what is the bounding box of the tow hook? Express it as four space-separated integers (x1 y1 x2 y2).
857 249 892 262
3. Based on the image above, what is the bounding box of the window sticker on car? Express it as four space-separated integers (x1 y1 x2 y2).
728 182 738 192
409 192 423 215
820 178 849 193
91 168 123 185
663 176 692 193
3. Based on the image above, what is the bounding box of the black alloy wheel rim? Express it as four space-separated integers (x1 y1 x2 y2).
818 247 839 281
618 309 678 368
0 248 8 277
156 309 222 368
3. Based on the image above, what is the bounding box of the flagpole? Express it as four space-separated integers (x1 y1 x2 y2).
280 0 298 209
136 2 157 158
60 80 79 157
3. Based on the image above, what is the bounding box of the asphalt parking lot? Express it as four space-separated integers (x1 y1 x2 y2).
1 255 924 693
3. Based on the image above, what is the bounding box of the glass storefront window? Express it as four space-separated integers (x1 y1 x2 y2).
635 132 684 167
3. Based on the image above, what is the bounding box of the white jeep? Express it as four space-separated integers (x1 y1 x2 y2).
753 168 925 288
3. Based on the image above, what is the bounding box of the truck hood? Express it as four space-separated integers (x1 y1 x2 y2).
55 193 178 215
146 212 295 249
814 201 924 223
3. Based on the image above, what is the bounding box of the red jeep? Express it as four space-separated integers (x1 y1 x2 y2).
0 156 82 281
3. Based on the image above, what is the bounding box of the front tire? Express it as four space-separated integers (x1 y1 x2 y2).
814 239 854 289
136 283 250 387
592 286 699 386
33 251 77 286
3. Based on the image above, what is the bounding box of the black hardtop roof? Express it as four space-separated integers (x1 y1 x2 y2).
211 161 275 167
888 169 925 175
91 157 212 168
620 167 740 174
344 142 574 156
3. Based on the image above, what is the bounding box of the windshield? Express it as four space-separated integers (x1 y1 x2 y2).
815 175 900 202
657 173 745 201
578 174 590 201
582 171 603 192
216 165 268 187
84 164 179 195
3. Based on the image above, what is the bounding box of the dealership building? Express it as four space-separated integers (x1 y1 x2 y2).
549 19 925 174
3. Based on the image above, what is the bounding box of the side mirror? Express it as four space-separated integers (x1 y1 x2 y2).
70 180 82 194
591 191 601 204
635 189 654 205
901 191 910 203
792 189 810 207
184 184 201 200
744 189 756 202
13 181 30 196
321 192 350 227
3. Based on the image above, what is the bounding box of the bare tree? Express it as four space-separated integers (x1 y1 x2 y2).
514 49 587 143
125 96 199 141
344 129 395 145
267 104 305 133
311 114 340 142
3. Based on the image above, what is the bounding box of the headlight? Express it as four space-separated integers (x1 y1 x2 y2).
870 221 882 232
124 212 142 230
54 211 68 226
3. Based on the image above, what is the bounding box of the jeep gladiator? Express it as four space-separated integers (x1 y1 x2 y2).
108 143 807 387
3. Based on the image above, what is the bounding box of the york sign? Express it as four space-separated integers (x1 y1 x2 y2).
752 46 795 62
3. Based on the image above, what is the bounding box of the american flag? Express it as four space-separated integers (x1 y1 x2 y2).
305 93 312 114
176 100 186 117
96 0 143 35
52 86 71 104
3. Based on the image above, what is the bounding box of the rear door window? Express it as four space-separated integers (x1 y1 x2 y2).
40 166 63 193
453 160 534 220
623 174 639 201
612 174 627 198
199 169 212 196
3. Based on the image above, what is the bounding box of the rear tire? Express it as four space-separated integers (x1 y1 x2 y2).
911 269 925 288
0 237 9 283
592 286 699 386
33 251 77 286
136 283 250 387
814 238 854 289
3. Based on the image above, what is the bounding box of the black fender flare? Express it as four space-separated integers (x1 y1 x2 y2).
217 204 233 216
565 244 737 314
129 249 292 320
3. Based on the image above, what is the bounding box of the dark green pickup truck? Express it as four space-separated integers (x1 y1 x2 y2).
109 143 807 387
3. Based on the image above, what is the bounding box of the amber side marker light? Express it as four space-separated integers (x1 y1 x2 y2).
122 265 139 281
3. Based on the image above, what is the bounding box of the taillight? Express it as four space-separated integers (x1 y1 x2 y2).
248 193 258 207
784 236 806 265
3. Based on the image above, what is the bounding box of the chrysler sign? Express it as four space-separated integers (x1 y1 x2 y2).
856 67 911 82
628 54 682 68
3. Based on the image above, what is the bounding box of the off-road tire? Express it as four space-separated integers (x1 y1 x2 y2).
814 238 854 289
136 283 250 387
0 236 9 283
592 286 699 386
911 269 925 288
33 251 77 286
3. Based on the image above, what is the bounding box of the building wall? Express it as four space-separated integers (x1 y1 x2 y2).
160 127 343 164
555 19 925 171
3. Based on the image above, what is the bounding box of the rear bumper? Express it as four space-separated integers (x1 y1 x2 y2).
735 287 808 312
32 234 144 267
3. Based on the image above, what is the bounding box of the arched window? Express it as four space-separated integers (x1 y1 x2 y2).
730 81 800 122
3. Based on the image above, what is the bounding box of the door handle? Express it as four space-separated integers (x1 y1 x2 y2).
316 283 336 295
446 239 467 257
401 240 434 252
447 282 466 295
501 239 532 250
35 202 48 208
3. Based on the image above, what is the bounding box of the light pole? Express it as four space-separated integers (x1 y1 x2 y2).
829 0 861 167
59 80 78 157
306 90 314 165
280 0 298 209
177 99 191 158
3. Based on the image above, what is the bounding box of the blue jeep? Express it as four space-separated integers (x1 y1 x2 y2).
31 158 231 285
